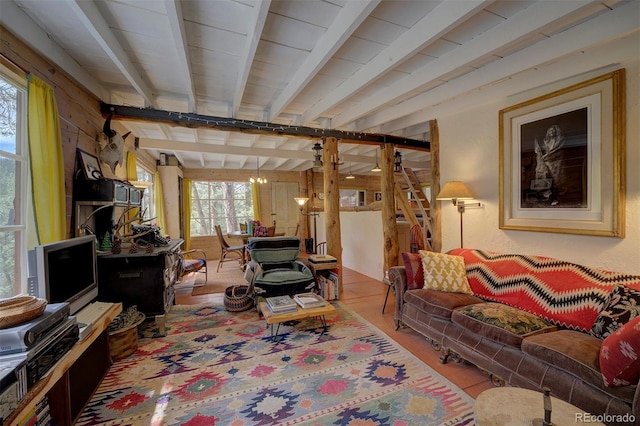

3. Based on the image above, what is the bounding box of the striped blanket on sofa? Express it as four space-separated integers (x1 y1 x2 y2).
449 248 640 332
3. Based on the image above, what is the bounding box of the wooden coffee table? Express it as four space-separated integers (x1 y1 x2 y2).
259 300 336 341
475 387 605 425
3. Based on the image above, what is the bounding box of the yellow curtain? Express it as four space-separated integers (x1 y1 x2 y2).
182 178 191 250
126 151 139 220
154 171 167 236
126 151 137 181
251 182 261 220
27 74 65 244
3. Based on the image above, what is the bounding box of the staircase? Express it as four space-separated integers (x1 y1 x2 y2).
394 168 432 251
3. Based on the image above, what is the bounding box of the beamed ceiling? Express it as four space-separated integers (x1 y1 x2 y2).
1 0 638 175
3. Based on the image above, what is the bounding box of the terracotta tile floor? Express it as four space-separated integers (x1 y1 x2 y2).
176 264 494 400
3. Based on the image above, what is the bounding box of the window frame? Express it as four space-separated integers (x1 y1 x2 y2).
0 63 29 298
189 180 254 236
134 163 155 221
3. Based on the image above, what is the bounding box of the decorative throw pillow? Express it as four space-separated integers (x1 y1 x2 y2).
591 285 640 339
401 252 424 290
599 315 640 387
419 250 472 294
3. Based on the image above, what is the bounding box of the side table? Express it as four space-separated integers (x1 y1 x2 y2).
474 387 605 425
259 301 336 341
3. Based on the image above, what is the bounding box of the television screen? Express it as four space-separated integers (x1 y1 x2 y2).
31 235 98 315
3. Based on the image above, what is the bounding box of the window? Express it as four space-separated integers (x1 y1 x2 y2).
135 164 154 221
340 189 366 207
190 181 253 236
0 68 28 298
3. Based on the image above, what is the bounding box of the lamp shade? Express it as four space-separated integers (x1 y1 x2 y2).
294 197 309 207
436 181 473 200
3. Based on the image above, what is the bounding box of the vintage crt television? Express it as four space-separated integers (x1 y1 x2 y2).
28 235 98 315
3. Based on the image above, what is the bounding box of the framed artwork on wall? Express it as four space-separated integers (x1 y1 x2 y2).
77 149 103 180
499 69 625 237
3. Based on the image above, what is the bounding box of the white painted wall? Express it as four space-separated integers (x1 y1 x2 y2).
438 59 640 274
315 211 385 281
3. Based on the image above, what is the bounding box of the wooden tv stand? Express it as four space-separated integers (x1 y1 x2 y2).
5 303 122 425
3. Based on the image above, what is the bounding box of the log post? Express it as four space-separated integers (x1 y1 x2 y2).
430 120 442 253
323 137 343 293
381 145 399 272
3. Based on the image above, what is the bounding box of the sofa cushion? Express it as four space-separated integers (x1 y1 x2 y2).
419 251 473 294
600 316 640 387
591 285 640 340
404 289 483 320
452 302 556 348
522 330 637 402
450 248 640 332
401 252 424 290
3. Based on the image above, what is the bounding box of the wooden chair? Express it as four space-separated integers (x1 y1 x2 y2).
266 225 276 237
214 224 247 272
178 249 208 286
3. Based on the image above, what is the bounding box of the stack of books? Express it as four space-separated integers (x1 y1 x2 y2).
309 254 337 264
318 268 340 301
265 296 297 313
294 292 326 309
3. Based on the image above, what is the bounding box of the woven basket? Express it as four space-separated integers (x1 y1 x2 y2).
109 311 145 360
224 285 253 312
0 295 48 329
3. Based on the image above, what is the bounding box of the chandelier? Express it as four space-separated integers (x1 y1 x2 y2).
249 157 267 184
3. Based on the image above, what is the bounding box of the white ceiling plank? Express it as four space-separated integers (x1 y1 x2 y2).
164 0 196 112
301 0 492 125
0 0 108 100
232 0 271 117
360 0 639 133
332 0 602 128
267 0 381 121
387 38 636 135
65 0 155 106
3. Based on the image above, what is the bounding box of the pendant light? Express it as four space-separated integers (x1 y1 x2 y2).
371 149 381 172
249 157 267 184
346 163 355 179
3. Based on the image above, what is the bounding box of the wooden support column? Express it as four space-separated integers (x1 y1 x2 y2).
322 137 343 292
381 145 399 272
430 120 442 253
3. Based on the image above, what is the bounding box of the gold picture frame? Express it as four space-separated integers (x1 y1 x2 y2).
499 69 625 237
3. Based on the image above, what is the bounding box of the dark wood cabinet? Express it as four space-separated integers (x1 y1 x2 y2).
97 239 183 321
6 305 122 426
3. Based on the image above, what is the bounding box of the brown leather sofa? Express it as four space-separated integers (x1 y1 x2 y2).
390 248 639 425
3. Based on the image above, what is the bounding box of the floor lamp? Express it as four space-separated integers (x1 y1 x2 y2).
294 196 309 236
436 181 479 248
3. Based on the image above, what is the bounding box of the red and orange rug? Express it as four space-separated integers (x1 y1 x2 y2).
77 303 475 425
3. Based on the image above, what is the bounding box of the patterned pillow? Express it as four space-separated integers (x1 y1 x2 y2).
401 252 424 290
419 251 472 294
600 315 640 387
591 285 640 339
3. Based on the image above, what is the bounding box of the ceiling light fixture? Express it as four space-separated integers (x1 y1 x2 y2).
312 142 323 167
249 157 267 184
371 148 381 172
346 163 355 179
394 150 402 172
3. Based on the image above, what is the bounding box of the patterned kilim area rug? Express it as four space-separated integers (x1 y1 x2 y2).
76 302 476 425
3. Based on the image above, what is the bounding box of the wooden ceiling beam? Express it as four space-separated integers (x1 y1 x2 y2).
101 103 430 150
